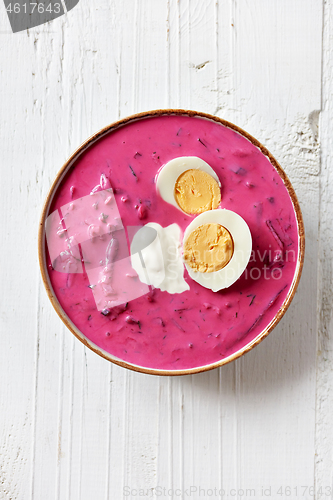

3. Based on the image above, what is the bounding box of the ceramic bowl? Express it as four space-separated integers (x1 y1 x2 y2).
38 109 305 375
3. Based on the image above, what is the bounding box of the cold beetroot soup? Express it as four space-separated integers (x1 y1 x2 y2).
40 111 304 374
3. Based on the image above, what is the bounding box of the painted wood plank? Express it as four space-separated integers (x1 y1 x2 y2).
316 0 333 494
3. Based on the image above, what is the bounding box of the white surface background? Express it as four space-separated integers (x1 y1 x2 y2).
0 1 331 499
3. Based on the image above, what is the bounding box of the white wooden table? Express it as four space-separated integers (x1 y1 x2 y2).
0 1 332 498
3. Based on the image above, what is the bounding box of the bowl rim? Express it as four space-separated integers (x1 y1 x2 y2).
38 108 305 376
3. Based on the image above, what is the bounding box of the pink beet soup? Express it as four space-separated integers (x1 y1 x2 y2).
45 114 300 371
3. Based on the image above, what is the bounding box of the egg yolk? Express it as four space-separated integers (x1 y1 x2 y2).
183 223 234 273
174 169 221 214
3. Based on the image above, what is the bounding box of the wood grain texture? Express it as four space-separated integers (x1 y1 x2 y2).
316 0 333 494
0 0 326 498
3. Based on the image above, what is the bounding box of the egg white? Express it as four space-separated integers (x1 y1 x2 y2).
183 209 252 292
156 156 221 213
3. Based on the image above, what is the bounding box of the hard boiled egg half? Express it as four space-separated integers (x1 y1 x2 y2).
156 156 221 214
182 209 252 292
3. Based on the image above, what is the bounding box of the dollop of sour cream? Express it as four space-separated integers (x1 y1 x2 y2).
130 223 189 294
